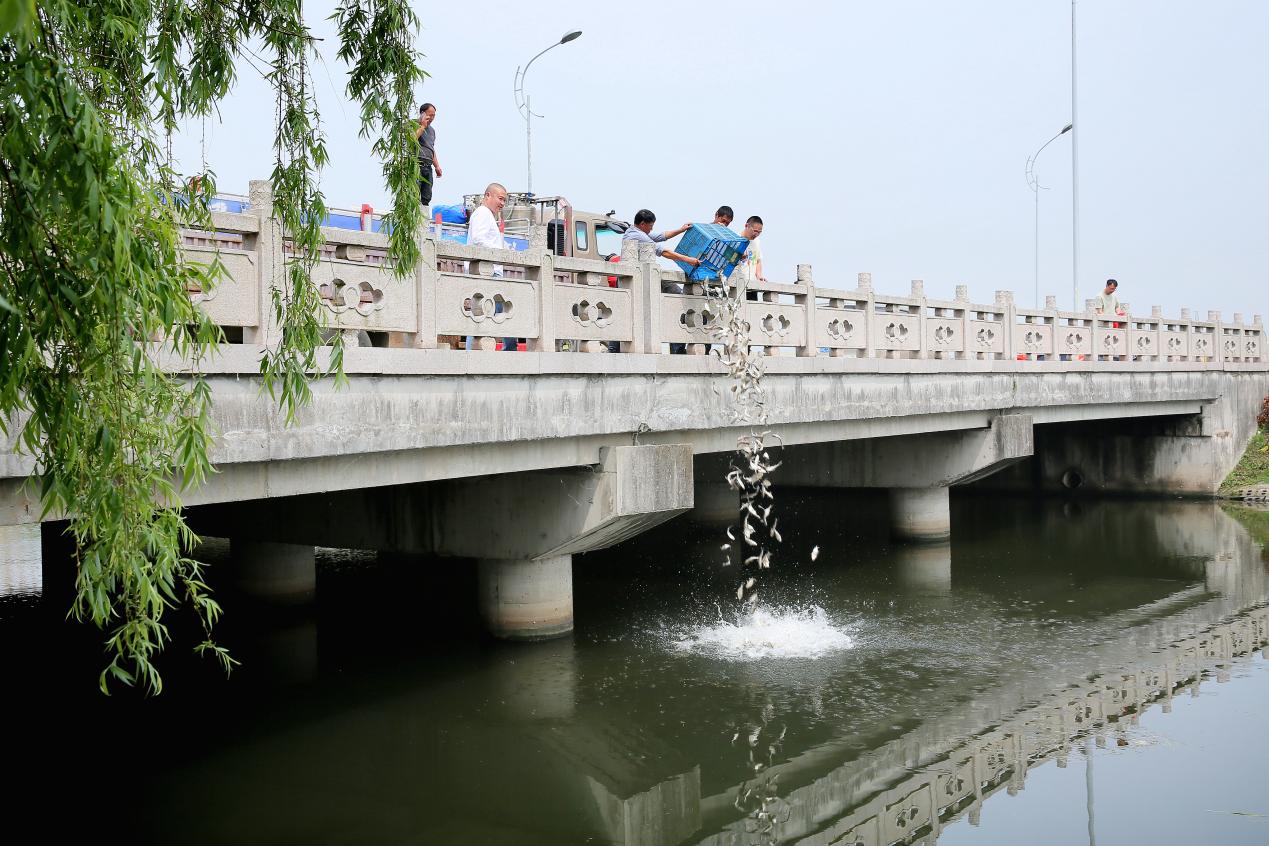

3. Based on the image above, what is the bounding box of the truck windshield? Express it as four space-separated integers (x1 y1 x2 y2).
595 225 623 260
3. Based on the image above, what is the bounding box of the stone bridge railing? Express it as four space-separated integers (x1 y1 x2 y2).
185 181 1266 367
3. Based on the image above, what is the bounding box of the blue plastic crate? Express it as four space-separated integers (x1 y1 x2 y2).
672 223 749 282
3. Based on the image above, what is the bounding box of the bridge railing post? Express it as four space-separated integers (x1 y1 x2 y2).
245 179 283 347
531 242 557 352
414 219 439 348
911 280 929 360
630 241 660 354
796 264 817 357
857 272 876 357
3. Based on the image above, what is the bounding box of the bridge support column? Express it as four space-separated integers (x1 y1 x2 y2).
230 540 315 603
889 487 950 543
478 555 573 640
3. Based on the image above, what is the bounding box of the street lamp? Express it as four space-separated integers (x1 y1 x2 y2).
1071 0 1081 312
1025 123 1073 308
513 30 583 195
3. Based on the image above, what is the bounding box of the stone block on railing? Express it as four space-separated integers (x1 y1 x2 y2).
1045 295 1058 310
1014 322 1054 359
925 312 966 356
184 239 261 330
311 257 416 334
1130 323 1161 360
857 272 873 292
814 302 868 353
797 264 813 283
554 283 632 345
434 273 540 343
871 308 921 354
1058 322 1093 358
745 300 805 350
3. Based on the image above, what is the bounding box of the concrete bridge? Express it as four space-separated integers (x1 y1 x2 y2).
3 179 1267 638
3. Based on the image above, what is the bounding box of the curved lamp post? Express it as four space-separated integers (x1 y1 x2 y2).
1025 123 1072 308
513 30 582 195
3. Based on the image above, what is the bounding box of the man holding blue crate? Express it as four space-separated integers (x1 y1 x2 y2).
623 209 701 353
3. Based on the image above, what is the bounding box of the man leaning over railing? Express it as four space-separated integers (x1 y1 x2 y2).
623 209 701 354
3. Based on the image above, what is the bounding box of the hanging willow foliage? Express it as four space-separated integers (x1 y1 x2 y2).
0 0 426 693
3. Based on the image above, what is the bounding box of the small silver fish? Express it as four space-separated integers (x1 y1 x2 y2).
810 545 820 562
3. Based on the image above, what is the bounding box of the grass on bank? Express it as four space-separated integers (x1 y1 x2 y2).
1221 428 1269 493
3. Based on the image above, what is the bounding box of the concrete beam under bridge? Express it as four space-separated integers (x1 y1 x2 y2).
193 444 694 639
771 415 1034 541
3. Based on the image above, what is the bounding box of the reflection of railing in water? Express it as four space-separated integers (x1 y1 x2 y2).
697 604 1269 846
178 182 1269 361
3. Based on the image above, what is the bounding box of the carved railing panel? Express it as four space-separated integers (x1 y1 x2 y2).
554 284 632 343
1058 318 1094 359
661 293 718 346
815 306 869 351
185 245 260 328
968 314 1006 358
310 260 415 333
1013 313 1054 360
434 273 539 341
1190 323 1216 361
1130 319 1161 361
745 301 806 349
871 305 921 354
925 308 967 357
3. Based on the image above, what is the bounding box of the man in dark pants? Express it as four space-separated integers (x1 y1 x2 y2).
415 103 442 206
622 209 700 354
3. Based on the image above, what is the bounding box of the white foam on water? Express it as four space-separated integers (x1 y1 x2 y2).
672 605 855 660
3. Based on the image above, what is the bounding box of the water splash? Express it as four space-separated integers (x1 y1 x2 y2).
673 605 855 661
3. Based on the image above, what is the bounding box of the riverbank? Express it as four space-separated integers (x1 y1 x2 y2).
1220 426 1269 502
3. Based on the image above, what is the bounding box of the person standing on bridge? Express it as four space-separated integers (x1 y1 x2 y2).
415 103 442 207
1095 278 1125 320
465 183 518 352
729 215 766 300
623 209 701 354
1096 278 1127 361
713 206 734 227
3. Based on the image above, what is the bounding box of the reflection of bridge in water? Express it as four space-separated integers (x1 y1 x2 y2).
694 504 1269 846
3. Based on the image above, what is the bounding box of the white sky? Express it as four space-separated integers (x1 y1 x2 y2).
175 0 1269 319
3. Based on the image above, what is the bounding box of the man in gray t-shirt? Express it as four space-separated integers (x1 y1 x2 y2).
415 103 442 206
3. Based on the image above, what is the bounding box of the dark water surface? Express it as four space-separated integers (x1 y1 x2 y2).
2 494 1267 845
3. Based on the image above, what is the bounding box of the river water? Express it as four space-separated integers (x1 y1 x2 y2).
2 493 1267 845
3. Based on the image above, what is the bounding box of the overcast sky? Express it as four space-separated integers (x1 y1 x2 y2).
174 0 1268 320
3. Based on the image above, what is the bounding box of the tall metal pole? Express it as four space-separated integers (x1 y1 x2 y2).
525 94 533 195
513 31 582 196
1071 0 1081 311
1035 186 1040 308
1026 125 1071 309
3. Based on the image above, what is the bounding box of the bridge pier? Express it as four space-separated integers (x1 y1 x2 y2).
889 487 951 543
776 414 1033 541
189 444 694 641
478 555 573 640
230 540 316 603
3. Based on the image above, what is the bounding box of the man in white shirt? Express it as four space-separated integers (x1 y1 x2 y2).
730 215 765 300
466 183 517 351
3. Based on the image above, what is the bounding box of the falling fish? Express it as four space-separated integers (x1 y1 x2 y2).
745 577 756 589
810 545 820 562
736 583 745 600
